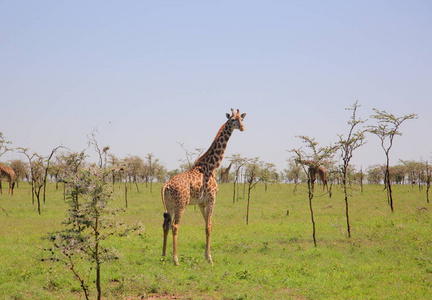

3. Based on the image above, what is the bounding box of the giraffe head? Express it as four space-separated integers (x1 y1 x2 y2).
226 108 246 132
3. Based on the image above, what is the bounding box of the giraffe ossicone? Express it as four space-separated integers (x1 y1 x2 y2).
161 108 246 265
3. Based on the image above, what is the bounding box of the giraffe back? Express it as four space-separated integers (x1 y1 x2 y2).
162 167 218 209
0 164 15 181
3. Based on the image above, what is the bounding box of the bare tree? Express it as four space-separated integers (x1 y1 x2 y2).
291 136 338 246
368 109 418 211
177 142 204 172
87 129 109 169
338 100 366 237
42 146 65 203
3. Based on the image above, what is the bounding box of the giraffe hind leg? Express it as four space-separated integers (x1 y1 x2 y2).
171 206 187 266
9 181 15 196
324 180 328 191
199 203 214 266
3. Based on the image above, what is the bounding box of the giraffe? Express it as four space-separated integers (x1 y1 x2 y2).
303 160 328 191
220 162 232 183
162 108 246 265
0 163 16 196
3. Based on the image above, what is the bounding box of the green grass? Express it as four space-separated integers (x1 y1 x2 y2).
1 182 431 299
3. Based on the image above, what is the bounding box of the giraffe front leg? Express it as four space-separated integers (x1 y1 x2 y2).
205 218 213 265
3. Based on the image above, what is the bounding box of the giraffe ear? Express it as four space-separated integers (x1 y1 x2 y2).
241 113 246 120
226 113 231 119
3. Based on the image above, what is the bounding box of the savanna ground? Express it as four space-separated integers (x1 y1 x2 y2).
0 182 431 299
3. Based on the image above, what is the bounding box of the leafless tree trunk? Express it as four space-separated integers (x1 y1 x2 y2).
42 146 64 204
338 101 366 237
307 176 317 246
245 158 260 225
124 180 128 208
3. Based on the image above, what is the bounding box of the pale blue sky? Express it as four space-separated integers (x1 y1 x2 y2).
1 1 431 171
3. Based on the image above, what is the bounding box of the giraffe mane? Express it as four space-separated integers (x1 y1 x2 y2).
194 122 227 167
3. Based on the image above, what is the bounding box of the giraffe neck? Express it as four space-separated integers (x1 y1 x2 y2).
194 122 234 173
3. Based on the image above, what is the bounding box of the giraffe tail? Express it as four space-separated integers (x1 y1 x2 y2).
163 212 172 231
161 183 171 230
161 183 168 212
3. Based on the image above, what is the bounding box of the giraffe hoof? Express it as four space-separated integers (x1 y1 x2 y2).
173 258 179 266
205 253 214 266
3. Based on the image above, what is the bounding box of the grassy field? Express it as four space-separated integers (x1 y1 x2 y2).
0 182 431 299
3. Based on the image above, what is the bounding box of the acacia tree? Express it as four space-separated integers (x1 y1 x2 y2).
291 136 338 246
230 154 246 203
284 158 305 195
355 167 365 193
0 132 11 157
244 157 262 225
368 109 418 211
153 162 168 183
366 165 384 184
123 155 144 192
57 151 87 204
399 160 425 188
144 153 163 193
284 159 303 184
110 154 125 185
19 149 45 214
44 165 143 300
9 159 28 188
338 101 366 237
19 146 64 214
260 162 277 191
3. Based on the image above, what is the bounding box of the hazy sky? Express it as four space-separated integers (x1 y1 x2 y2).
1 1 431 171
